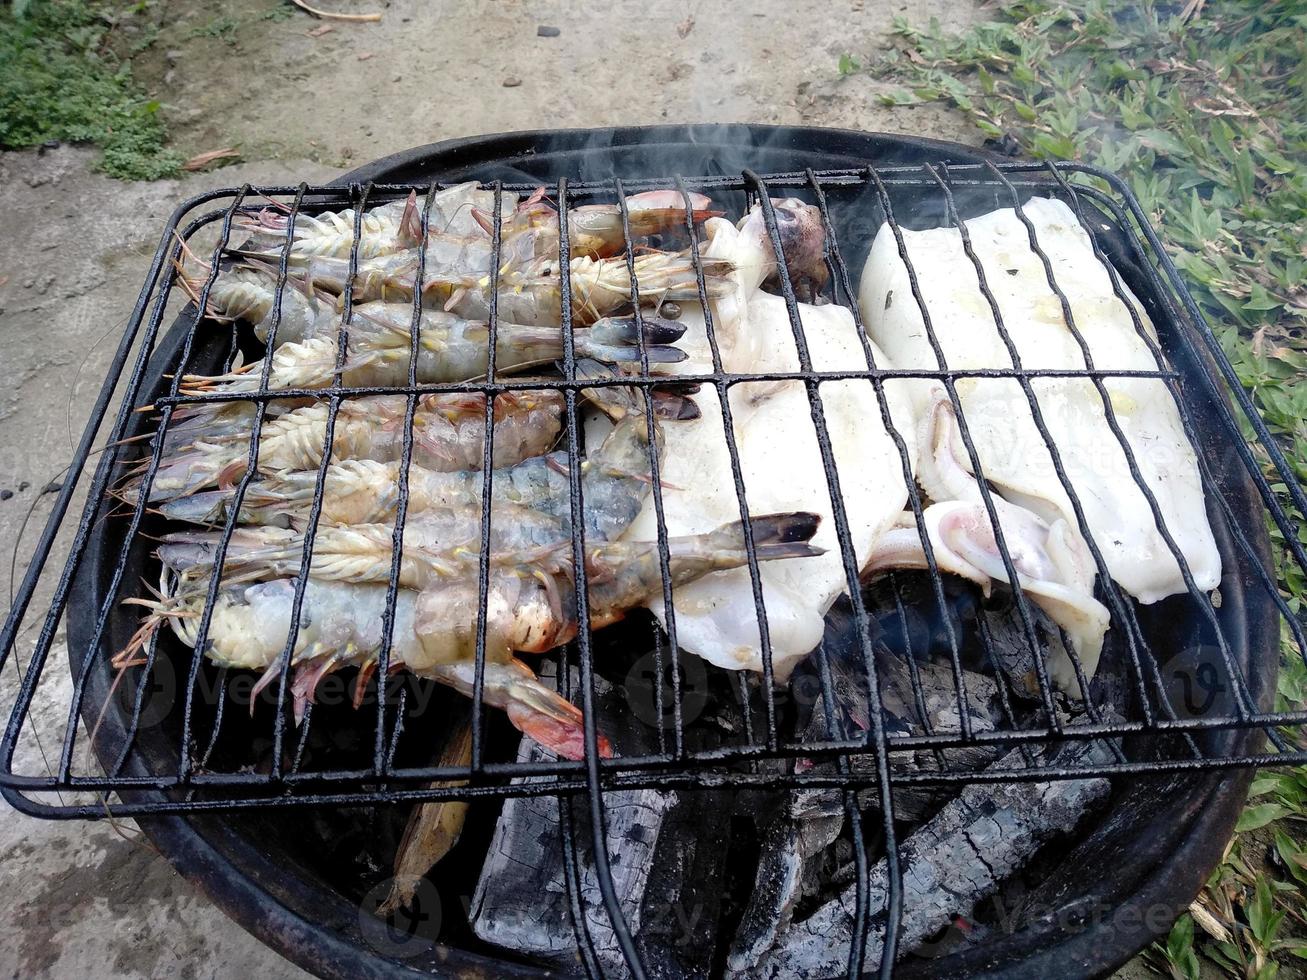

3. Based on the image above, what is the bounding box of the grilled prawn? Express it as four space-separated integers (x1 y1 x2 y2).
124 574 608 761
161 365 674 541
178 309 687 395
134 390 564 503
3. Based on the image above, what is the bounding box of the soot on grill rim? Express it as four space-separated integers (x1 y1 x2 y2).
0 126 1303 979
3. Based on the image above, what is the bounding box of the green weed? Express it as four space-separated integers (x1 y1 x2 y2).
847 0 1307 974
0 0 182 179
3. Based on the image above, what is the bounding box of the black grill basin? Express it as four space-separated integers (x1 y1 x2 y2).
63 125 1276 979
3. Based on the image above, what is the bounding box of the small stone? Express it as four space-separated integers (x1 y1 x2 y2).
536 24 560 36
659 301 682 320
0 490 12 501
392 74 402 82
43 480 63 494
502 77 521 87
26 174 49 188
165 49 183 64
21 278 34 289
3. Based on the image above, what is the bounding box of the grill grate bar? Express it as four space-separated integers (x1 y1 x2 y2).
747 171 905 975
0 155 1297 980
927 163 1177 749
8 700 1304 796
469 182 506 772
145 366 1183 408
672 174 781 752
555 179 647 979
866 166 1064 731
614 177 680 759
369 184 440 777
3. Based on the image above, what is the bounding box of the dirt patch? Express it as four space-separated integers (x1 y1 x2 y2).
0 1 988 976
127 0 983 171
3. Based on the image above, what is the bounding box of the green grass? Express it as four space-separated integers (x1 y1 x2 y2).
0 0 181 179
849 0 1307 975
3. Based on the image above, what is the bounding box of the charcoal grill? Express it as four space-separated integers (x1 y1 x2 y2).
2 125 1304 979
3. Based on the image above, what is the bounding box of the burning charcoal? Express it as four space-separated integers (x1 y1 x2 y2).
727 788 845 973
741 739 1116 978
472 647 753 976
729 604 1007 970
633 784 735 979
796 598 1006 819
874 654 1006 822
470 667 672 974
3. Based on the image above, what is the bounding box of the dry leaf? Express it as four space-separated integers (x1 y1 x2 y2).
1252 323 1267 356
357 50 374 61
307 24 335 37
181 147 239 171
905 47 925 65
676 14 695 38
379 718 472 916
1188 897 1233 944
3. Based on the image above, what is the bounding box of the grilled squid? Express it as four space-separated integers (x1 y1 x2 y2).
613 201 917 681
858 195 1220 607
863 388 1110 690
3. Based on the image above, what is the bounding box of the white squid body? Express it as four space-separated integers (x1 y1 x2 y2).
857 196 1221 607
614 214 917 680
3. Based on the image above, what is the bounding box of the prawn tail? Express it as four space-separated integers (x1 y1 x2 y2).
157 483 290 526
430 660 613 761
716 511 825 563
580 314 688 365
650 388 700 421
158 527 297 578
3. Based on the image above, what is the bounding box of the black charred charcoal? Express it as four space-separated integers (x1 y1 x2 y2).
469 666 671 973
746 738 1116 977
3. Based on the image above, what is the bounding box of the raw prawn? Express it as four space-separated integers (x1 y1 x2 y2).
487 189 723 259
269 245 735 325
174 260 332 346
161 365 672 541
235 182 517 262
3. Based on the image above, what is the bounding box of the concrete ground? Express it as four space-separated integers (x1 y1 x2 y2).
0 0 990 977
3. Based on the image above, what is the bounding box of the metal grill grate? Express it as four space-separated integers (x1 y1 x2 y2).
1 158 1304 976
